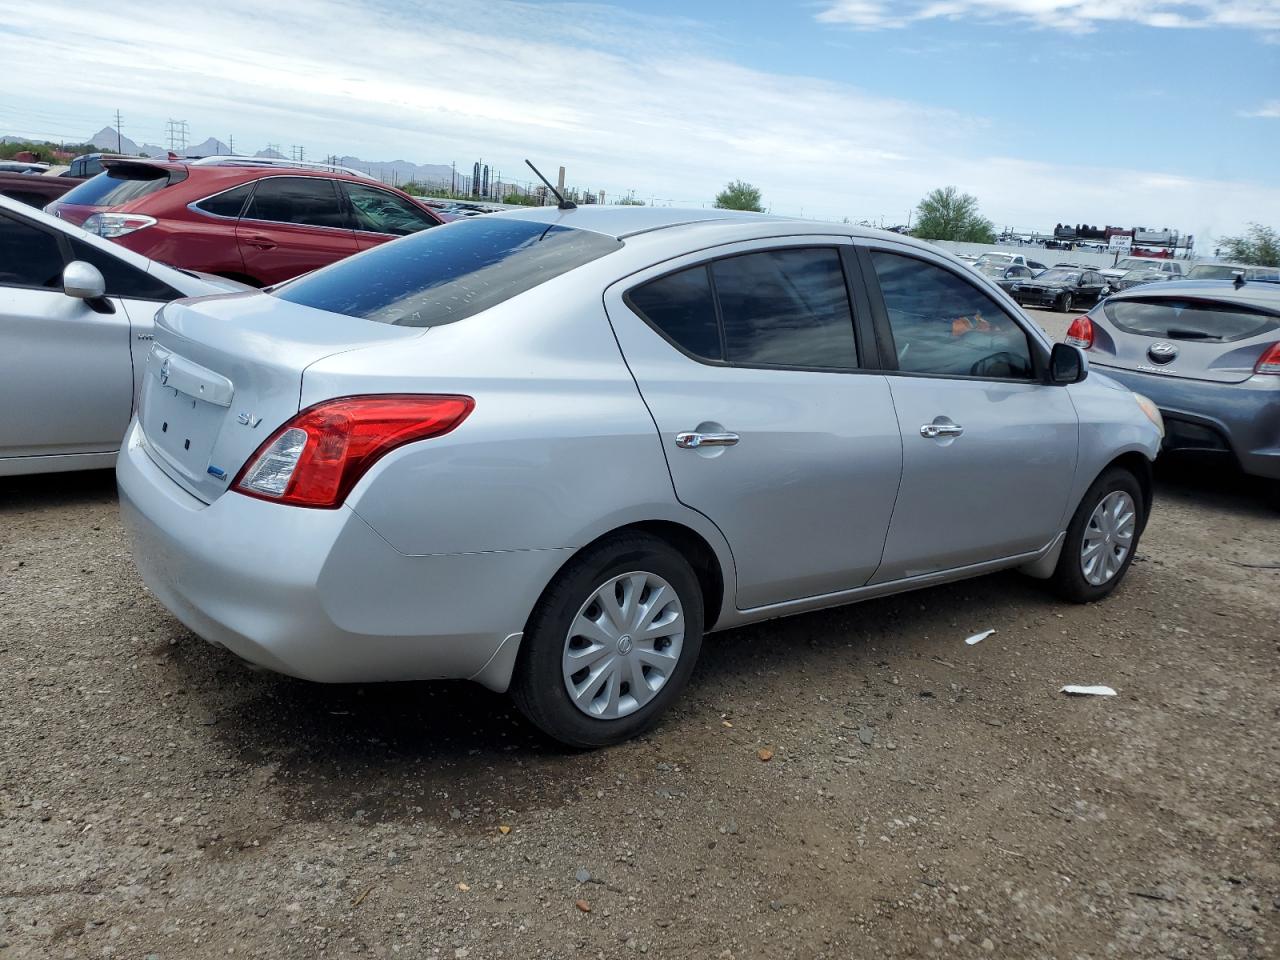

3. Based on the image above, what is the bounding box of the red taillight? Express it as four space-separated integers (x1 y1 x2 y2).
1255 342 1280 376
232 394 474 508
1065 315 1094 349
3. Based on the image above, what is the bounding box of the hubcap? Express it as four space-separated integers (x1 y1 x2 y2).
1080 490 1136 586
562 571 685 720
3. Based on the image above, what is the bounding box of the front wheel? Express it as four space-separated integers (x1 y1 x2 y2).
511 533 704 748
1059 292 1074 313
1049 468 1145 603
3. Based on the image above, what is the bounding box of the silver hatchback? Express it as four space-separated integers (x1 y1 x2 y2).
117 208 1164 747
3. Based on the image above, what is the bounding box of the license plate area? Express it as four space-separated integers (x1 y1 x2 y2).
140 348 234 487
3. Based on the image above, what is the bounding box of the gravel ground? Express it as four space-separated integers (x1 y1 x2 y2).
2 307 1278 960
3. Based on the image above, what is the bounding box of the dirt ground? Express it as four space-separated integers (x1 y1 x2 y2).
2 307 1278 959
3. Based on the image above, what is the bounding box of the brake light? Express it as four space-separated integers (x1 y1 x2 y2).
82 212 157 238
1256 342 1280 375
232 395 474 508
1065 315 1094 349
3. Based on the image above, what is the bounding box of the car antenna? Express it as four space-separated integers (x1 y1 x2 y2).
1232 269 1246 289
525 159 576 210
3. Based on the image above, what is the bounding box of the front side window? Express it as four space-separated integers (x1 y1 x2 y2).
243 177 347 229
344 183 438 236
68 238 180 302
274 217 622 326
711 248 857 369
870 250 1035 380
0 213 65 289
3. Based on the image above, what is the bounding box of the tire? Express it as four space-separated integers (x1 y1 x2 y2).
511 532 704 748
1049 467 1145 603
1059 292 1074 313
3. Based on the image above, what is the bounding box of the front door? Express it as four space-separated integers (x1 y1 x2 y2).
0 210 133 460
236 176 358 285
857 245 1078 582
605 238 902 610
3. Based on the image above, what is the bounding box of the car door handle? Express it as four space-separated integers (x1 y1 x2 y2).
242 235 277 250
675 431 740 449
920 423 964 439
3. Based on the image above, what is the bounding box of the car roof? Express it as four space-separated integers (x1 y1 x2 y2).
1106 278 1280 308
485 204 949 254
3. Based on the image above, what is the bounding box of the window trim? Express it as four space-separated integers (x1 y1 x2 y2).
622 242 872 375
853 242 1051 385
235 175 354 234
188 181 256 221
339 181 442 237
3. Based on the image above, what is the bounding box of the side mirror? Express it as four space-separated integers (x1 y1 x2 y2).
63 261 106 300
1049 342 1088 385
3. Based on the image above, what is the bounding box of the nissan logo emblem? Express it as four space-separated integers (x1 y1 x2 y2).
1147 341 1178 364
159 358 172 385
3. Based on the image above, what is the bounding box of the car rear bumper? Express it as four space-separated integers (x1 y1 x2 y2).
116 421 558 689
1089 363 1280 479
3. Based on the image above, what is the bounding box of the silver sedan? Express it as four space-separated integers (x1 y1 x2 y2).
117 207 1164 747
0 194 245 476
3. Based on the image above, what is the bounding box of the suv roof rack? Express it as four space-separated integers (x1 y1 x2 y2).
187 155 377 180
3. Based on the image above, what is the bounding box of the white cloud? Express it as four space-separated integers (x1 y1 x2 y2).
817 0 1280 33
0 0 1275 242
1242 99 1280 117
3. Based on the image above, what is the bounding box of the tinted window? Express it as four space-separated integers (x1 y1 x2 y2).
68 238 180 302
628 266 721 360
345 183 438 236
244 177 346 228
57 166 175 207
712 249 857 368
871 251 1035 379
194 183 253 218
0 213 65 289
275 217 622 326
1104 298 1279 342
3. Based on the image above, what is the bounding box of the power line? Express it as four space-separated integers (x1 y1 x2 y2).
165 118 188 153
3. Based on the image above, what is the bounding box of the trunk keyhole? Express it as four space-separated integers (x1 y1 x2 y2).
184 439 190 450
161 422 168 433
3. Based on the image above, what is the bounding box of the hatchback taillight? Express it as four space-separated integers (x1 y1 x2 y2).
82 213 157 238
233 395 474 508
1256 342 1280 376
1065 315 1094 349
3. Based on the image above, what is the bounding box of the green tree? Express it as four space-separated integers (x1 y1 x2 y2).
1217 223 1280 267
911 186 996 243
713 180 764 212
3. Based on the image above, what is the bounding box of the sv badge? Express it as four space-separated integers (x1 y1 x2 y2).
237 412 263 428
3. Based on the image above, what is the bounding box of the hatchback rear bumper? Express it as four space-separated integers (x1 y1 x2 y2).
1089 363 1280 480
116 421 557 689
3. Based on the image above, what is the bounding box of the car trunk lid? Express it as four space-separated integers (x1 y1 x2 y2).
139 292 425 503
1087 296 1280 384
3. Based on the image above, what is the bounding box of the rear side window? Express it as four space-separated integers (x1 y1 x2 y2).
244 177 347 229
627 266 721 360
68 238 181 302
273 217 622 326
712 249 857 368
871 250 1035 379
1104 298 1279 342
0 213 64 289
57 166 177 207
194 183 253 218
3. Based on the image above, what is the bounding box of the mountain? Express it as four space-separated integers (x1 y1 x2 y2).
255 147 286 159
187 137 230 157
335 155 456 187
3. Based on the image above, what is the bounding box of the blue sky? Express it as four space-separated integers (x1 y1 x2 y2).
1 0 1277 242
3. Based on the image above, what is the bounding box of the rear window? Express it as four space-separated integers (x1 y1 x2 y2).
273 218 622 327
57 166 179 208
1104 298 1279 342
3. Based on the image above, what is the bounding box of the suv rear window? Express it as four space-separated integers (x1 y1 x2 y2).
57 165 181 208
1104 298 1279 342
273 218 622 326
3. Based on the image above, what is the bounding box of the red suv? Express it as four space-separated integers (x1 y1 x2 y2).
46 157 444 287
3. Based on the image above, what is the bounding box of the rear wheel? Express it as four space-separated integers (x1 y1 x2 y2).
511 533 704 748
1049 467 1144 603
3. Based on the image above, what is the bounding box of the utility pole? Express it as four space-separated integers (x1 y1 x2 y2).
266 143 280 158
290 145 305 163
228 135 235 155
451 161 456 195
165 119 188 154
114 110 122 152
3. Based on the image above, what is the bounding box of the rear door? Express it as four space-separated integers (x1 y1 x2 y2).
0 209 133 460
236 177 358 285
341 182 441 251
605 237 903 610
857 243 1078 581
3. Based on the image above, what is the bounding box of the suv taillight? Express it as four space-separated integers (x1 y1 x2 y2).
82 213 157 238
233 395 474 508
1065 315 1094 349
1255 342 1280 376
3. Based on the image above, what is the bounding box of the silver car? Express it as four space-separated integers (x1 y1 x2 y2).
0 194 245 476
117 208 1164 747
1068 277 1280 486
